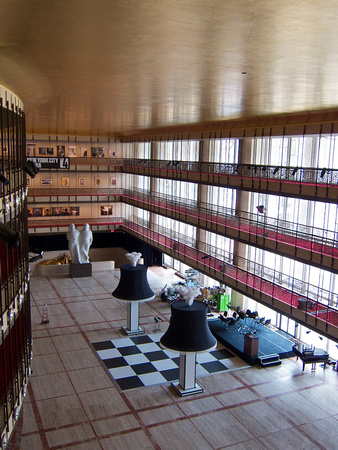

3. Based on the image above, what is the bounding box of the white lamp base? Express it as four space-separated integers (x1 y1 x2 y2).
121 325 145 336
171 381 204 396
120 300 145 335
171 352 204 396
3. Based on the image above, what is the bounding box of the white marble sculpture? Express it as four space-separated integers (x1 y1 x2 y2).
66 224 80 264
126 251 142 267
78 223 93 264
177 285 201 306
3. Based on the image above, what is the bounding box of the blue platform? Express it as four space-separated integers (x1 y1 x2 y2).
208 318 296 365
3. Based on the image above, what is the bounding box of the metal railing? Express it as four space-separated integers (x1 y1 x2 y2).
122 159 338 186
124 218 337 312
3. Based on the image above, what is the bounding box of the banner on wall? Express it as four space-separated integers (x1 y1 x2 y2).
27 157 70 170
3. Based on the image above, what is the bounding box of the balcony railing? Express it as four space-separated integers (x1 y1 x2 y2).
122 219 338 336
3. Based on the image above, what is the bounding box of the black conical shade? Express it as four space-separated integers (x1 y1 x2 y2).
112 264 155 301
0 222 19 247
160 301 216 352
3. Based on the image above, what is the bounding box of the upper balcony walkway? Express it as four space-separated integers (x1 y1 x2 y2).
120 159 338 203
28 187 338 274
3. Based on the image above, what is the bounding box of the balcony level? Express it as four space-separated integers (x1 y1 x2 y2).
27 189 338 274
121 220 338 342
121 160 338 204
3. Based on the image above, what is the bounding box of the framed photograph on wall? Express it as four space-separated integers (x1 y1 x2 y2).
41 178 52 186
26 177 31 186
43 207 52 217
70 206 80 216
27 144 35 156
94 177 102 187
39 147 47 155
78 177 86 187
110 177 117 186
62 177 70 187
46 147 54 155
101 205 113 216
69 146 77 157
108 149 116 157
32 208 43 217
52 207 62 216
60 207 71 216
57 145 66 157
81 147 88 157
91 146 105 157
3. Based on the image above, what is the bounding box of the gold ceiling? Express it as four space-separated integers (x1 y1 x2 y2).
0 0 337 137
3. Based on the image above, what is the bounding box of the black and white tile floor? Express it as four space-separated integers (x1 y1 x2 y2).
91 333 250 391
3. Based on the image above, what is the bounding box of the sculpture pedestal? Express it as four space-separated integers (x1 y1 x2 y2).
70 263 92 278
121 301 145 336
171 353 204 396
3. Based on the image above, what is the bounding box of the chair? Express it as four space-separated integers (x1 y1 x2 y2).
249 311 258 319
255 317 265 330
218 314 230 330
238 310 246 320
237 310 246 330
230 316 240 329
264 319 271 327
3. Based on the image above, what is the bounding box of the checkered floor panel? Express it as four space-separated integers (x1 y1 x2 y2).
91 333 249 391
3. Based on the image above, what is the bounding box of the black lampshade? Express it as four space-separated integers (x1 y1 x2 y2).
0 222 19 247
112 264 155 301
0 172 9 186
160 301 216 353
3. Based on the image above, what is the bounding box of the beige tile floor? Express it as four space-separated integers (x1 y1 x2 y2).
8 265 338 449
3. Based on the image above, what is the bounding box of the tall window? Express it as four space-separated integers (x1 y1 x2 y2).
134 142 151 159
157 140 199 161
156 178 197 203
207 186 237 213
248 135 338 306
209 138 238 163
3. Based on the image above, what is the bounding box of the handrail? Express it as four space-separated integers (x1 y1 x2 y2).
27 187 338 256
121 159 338 186
126 218 337 310
123 188 338 250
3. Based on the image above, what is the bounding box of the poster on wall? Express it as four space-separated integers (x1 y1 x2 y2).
108 149 116 157
81 147 89 157
101 205 113 215
41 178 52 186
62 177 70 187
39 147 54 156
27 157 70 170
78 177 86 186
94 177 102 187
52 207 62 216
70 206 80 216
43 207 52 216
91 147 105 157
28 207 43 217
28 206 80 218
57 145 66 157
110 177 117 186
51 206 79 216
27 144 35 156
69 146 77 157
